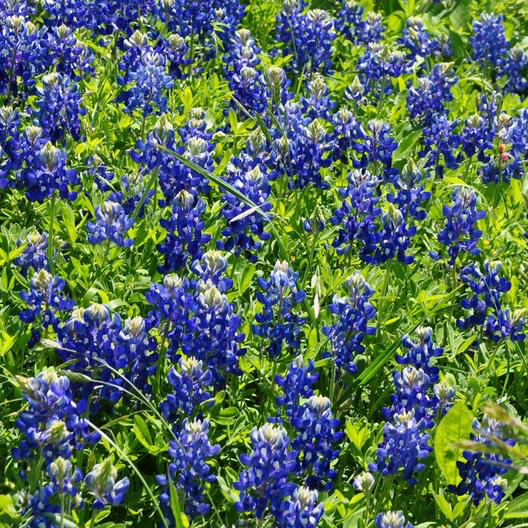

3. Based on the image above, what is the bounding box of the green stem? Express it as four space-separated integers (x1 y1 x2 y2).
48 193 57 274
84 419 170 528
87 507 97 528
60 493 65 528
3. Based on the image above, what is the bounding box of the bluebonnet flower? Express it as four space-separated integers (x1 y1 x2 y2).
157 419 220 521
387 160 431 221
156 0 245 51
354 120 398 181
372 327 450 484
42 0 91 29
117 34 174 115
19 269 74 329
21 140 79 202
388 367 434 424
470 14 508 69
217 164 272 260
87 200 134 248
14 232 49 276
331 108 365 162
130 116 185 204
397 326 443 382
376 511 414 528
12 368 98 463
158 190 210 273
271 106 334 189
266 65 294 109
177 108 215 196
88 0 154 36
106 171 155 219
370 408 431 485
291 395 343 491
162 33 190 79
278 486 324 528
190 250 232 292
275 355 319 420
225 29 269 114
407 63 457 122
357 43 406 96
330 169 380 258
85 459 130 509
400 17 449 63
35 72 85 142
458 261 526 342
252 261 306 358
433 380 455 416
449 418 514 505
498 109 528 182
323 273 376 373
117 316 159 396
0 104 22 189
337 2 384 45
353 471 375 494
419 114 461 177
46 24 95 80
234 423 297 519
276 1 336 74
0 15 49 96
344 75 366 104
182 257 246 385
301 75 336 120
434 187 485 265
503 47 528 93
461 114 494 161
367 207 416 265
57 306 158 404
161 357 212 419
146 274 191 363
48 457 84 498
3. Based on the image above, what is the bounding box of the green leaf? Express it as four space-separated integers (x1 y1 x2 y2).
393 129 422 162
60 202 78 244
433 493 453 521
168 479 186 528
505 492 528 519
456 334 477 355
434 401 474 485
216 475 239 503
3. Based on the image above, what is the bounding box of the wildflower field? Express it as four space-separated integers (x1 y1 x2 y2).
2 0 528 526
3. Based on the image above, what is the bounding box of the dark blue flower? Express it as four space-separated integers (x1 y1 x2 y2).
252 261 306 358
436 187 485 265
278 486 324 528
87 200 134 248
35 72 85 142
375 511 414 528
323 272 376 373
470 14 508 69
234 423 297 519
275 355 319 420
161 357 212 419
14 231 49 276
276 2 336 74
291 396 343 491
458 260 526 342
449 418 514 505
85 459 130 509
159 190 210 273
19 269 74 327
217 164 272 260
157 419 220 521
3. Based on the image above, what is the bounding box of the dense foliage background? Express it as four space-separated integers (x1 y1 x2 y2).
1 0 528 526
